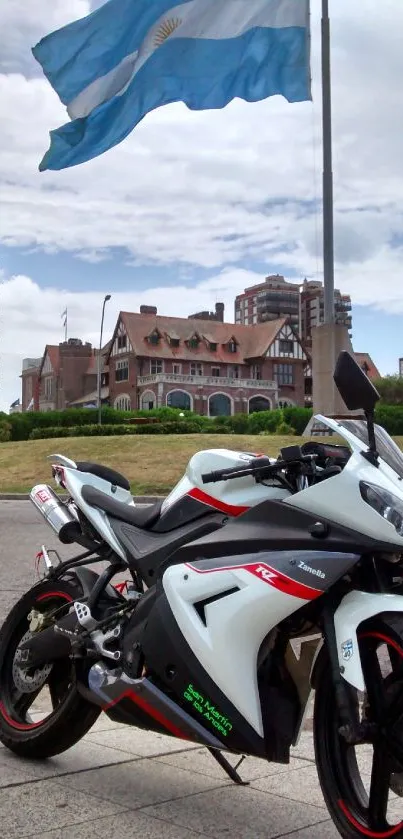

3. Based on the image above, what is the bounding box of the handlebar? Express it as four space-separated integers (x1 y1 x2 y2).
201 454 316 485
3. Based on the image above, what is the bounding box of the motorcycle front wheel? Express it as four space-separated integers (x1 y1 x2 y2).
0 576 100 759
314 616 403 838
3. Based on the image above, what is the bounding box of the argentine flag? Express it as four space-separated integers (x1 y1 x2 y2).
33 0 311 171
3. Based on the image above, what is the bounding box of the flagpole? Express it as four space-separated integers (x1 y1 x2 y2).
321 0 334 325
65 309 68 342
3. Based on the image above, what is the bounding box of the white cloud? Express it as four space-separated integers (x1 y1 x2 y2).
0 0 89 74
1 0 403 415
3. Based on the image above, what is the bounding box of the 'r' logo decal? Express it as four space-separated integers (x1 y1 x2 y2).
252 565 279 584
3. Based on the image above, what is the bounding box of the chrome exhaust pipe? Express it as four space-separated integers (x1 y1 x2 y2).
30 484 80 544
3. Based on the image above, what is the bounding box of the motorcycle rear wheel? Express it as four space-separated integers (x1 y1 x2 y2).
314 616 403 838
0 577 100 759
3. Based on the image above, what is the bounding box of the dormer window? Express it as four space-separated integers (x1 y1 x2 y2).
209 342 217 351
166 332 180 348
227 339 237 354
148 330 160 346
187 334 200 349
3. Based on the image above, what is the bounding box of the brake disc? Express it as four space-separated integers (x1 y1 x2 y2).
12 630 53 693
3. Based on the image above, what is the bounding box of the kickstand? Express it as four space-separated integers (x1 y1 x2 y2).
207 748 249 785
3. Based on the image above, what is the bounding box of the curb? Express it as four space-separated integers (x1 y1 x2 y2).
0 494 164 503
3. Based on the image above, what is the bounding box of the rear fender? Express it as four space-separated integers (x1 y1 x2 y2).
72 566 123 602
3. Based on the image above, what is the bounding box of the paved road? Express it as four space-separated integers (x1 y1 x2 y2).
0 501 341 839
0 501 79 623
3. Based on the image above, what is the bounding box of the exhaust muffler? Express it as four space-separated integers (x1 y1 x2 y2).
30 484 80 544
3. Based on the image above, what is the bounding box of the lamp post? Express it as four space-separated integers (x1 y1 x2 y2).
97 294 111 425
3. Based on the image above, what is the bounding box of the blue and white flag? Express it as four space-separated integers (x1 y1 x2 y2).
33 0 311 171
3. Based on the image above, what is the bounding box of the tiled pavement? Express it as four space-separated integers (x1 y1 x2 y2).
0 716 343 839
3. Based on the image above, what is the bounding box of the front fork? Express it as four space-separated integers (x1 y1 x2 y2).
317 590 403 743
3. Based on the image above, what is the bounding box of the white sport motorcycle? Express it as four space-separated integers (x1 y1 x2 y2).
2 350 403 839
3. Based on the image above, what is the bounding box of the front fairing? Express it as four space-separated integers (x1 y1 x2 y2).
284 415 403 548
314 415 403 487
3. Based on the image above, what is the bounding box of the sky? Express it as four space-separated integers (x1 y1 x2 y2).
1 0 403 411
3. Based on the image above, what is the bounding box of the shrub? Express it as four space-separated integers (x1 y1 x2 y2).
282 407 312 435
29 421 205 439
375 405 403 436
276 421 296 436
0 421 12 442
227 414 249 434
201 425 232 434
248 410 281 434
29 424 138 440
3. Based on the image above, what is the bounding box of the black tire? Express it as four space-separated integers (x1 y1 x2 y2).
0 576 101 759
314 615 403 839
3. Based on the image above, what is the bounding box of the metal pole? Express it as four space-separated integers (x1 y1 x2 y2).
97 294 111 425
321 0 334 324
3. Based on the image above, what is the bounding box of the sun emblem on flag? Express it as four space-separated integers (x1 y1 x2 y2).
154 17 182 47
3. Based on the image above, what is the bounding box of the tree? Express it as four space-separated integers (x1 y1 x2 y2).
373 376 403 405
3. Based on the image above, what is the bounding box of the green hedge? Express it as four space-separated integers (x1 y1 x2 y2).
13 404 403 443
1 406 196 442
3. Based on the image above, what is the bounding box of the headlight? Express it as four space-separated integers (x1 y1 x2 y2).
360 482 403 536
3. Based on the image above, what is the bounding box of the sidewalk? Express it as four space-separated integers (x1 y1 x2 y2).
0 714 340 839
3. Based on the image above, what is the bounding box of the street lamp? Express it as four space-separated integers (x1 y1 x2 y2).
97 294 111 425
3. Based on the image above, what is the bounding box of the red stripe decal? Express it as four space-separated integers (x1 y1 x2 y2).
0 591 73 730
0 702 44 731
36 592 73 603
104 689 189 740
359 632 403 659
187 487 249 517
338 800 403 838
186 561 321 602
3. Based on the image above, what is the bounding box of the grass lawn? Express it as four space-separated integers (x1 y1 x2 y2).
2 433 403 495
0 433 308 495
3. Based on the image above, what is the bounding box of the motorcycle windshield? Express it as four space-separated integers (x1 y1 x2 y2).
315 415 403 481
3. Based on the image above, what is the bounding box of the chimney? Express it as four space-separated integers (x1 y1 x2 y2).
215 302 224 322
140 305 157 315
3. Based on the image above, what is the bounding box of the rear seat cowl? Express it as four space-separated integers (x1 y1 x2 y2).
76 461 130 491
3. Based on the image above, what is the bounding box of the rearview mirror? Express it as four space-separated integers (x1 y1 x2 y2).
334 352 380 413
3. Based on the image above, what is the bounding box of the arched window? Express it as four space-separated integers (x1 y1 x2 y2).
248 396 272 414
208 392 232 417
114 394 131 411
166 390 192 410
141 390 156 410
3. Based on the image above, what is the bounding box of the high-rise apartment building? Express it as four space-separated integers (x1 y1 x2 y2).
235 274 352 346
235 275 301 330
300 279 352 347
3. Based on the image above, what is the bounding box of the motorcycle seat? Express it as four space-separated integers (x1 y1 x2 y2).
81 485 163 529
76 461 130 492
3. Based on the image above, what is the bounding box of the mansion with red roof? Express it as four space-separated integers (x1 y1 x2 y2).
107 307 307 415
20 303 381 417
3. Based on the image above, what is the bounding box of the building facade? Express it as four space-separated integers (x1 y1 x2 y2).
108 308 307 415
21 357 41 411
36 339 96 411
235 275 301 331
235 274 352 347
300 279 352 347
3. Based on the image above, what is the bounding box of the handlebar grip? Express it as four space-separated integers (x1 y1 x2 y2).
201 464 246 484
201 471 220 484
